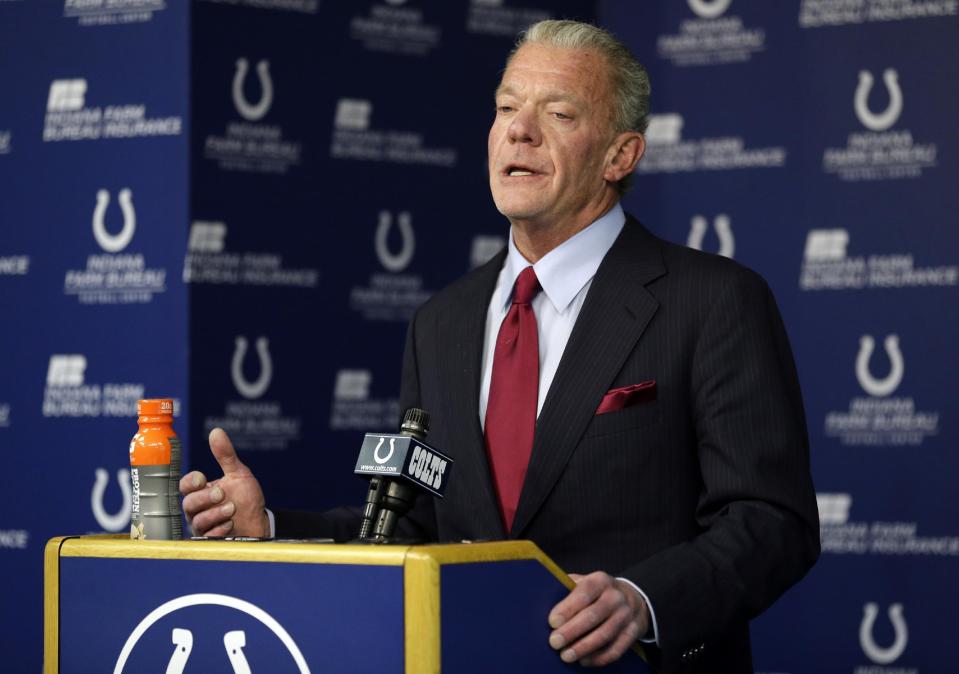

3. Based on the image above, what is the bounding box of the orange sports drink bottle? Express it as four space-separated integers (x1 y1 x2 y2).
129 399 183 540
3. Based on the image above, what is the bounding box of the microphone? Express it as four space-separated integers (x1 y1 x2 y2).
354 408 453 543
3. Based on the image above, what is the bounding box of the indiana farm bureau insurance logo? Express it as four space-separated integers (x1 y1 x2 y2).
44 78 181 142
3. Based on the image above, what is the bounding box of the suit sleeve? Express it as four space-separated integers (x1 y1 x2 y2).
622 268 820 665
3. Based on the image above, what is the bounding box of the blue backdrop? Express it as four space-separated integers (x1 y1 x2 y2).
1 1 956 672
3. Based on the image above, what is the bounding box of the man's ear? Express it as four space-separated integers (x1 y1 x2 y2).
604 132 645 184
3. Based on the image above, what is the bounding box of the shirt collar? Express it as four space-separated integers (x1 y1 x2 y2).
498 202 626 314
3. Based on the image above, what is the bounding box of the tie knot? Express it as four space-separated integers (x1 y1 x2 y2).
512 266 541 305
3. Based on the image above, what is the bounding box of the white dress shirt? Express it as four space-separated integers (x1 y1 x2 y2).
478 202 660 645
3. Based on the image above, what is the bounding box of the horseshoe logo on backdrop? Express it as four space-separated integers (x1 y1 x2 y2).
855 69 902 132
860 603 908 665
856 334 904 398
91 468 132 532
231 336 272 400
93 189 136 253
375 210 415 272
232 58 273 122
373 436 396 465
688 0 733 19
687 215 734 258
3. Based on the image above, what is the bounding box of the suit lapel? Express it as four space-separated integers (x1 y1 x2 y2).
511 219 667 537
435 249 508 539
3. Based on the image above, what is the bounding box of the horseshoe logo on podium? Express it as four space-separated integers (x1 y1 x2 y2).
855 69 902 132
224 631 252 674
93 189 136 253
231 336 272 400
687 215 734 259
233 58 273 122
91 468 132 532
688 0 733 19
375 210 415 272
860 603 908 665
114 594 310 674
165 628 193 674
856 334 904 398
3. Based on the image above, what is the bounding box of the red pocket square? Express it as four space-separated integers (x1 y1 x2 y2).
596 380 657 415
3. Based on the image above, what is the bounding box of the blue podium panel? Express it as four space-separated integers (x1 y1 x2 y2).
57 554 404 674
440 560 649 673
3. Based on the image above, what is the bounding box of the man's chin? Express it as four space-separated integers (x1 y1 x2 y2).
491 197 547 223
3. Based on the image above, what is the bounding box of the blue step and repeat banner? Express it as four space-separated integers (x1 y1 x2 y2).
0 1 955 672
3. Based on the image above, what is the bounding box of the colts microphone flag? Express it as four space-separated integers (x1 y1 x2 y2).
353 408 453 542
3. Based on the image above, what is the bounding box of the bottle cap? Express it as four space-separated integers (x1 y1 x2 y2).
137 399 174 416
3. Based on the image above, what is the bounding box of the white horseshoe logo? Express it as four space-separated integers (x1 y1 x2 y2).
856 334 904 398
91 468 132 532
860 603 908 665
855 69 902 132
232 58 273 122
688 0 732 19
231 336 272 400
375 210 415 272
224 630 252 674
688 214 734 258
373 436 396 465
165 628 193 674
114 593 310 674
92 189 136 253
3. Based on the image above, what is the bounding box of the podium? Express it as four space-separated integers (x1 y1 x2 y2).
44 535 649 673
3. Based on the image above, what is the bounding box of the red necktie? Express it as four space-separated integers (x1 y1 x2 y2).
485 265 541 532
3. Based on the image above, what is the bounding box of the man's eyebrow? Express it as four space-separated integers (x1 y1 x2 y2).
494 86 584 107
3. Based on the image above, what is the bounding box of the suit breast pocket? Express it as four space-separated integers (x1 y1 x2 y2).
581 400 661 440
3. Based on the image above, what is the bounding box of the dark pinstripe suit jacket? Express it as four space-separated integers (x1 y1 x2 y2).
395 215 819 672
277 215 819 672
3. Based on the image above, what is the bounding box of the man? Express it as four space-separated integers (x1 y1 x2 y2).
182 20 819 672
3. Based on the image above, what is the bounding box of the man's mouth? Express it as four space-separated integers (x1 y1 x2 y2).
504 164 540 177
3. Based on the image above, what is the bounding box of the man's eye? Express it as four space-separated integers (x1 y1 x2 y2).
497 105 514 113
553 112 571 120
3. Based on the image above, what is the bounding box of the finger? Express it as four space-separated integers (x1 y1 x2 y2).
203 519 234 538
187 499 235 536
549 572 608 628
580 616 642 667
551 585 625 654
181 483 226 520
561 602 633 664
209 428 247 476
179 471 207 496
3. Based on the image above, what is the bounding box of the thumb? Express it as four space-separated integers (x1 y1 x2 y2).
209 428 246 476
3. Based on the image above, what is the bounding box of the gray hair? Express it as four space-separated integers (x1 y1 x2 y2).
511 20 651 193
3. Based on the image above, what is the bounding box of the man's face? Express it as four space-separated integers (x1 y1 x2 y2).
488 43 616 230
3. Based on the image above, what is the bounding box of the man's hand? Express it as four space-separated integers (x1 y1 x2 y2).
179 428 270 538
548 571 650 667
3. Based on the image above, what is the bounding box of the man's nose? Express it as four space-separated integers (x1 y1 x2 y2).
507 106 541 145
